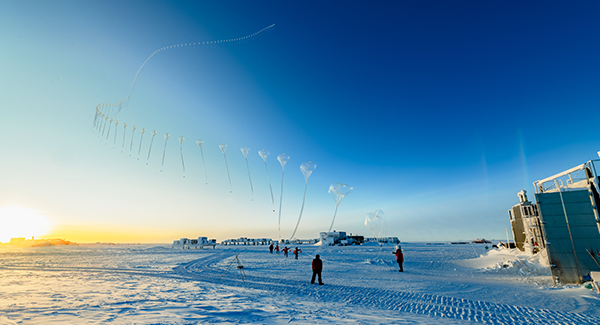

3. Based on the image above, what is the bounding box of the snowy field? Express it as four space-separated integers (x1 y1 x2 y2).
1 242 599 324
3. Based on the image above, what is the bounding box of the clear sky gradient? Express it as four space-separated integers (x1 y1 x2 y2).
1 1 599 243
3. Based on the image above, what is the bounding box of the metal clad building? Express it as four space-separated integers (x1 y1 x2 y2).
534 161 600 284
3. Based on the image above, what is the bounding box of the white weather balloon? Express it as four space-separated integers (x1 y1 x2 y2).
241 147 253 198
160 133 170 172
289 161 317 240
365 209 386 240
129 125 136 156
259 149 274 206
277 153 290 234
219 144 232 192
196 140 208 184
179 136 185 178
328 182 353 232
146 130 157 165
137 128 146 160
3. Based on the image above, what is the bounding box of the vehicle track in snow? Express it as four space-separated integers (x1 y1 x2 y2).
174 253 600 325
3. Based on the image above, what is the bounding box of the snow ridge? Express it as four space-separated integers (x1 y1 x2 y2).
175 253 600 325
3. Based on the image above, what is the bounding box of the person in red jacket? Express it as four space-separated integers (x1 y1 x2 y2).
275 244 280 254
282 247 290 258
269 243 274 254
311 254 324 285
293 247 302 260
394 247 404 272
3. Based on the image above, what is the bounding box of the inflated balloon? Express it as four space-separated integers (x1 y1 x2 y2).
106 118 113 141
196 140 208 184
300 161 316 182
277 153 290 234
328 183 353 232
259 149 274 205
241 147 253 198
102 116 108 137
160 133 170 172
365 209 386 239
219 144 232 192
121 123 127 153
113 121 119 147
178 136 185 178
290 161 317 240
138 128 145 160
129 126 136 156
146 130 157 165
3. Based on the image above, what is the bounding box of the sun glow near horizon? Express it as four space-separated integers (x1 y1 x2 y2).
0 207 52 243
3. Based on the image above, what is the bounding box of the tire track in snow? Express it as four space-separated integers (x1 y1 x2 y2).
174 253 600 325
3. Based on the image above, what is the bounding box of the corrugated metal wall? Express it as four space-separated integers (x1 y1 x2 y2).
536 188 600 284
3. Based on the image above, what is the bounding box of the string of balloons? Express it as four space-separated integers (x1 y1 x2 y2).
89 24 374 242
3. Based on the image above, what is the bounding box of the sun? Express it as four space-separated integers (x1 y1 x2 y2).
0 207 52 243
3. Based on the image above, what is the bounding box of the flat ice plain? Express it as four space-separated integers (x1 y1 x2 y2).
1 242 599 324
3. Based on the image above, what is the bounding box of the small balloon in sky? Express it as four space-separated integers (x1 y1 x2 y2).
160 133 170 172
290 161 316 241
365 209 386 239
138 128 145 160
113 120 119 147
276 153 290 236
121 123 127 153
327 182 353 232
146 130 157 165
179 136 185 178
259 149 274 205
300 161 316 182
106 118 113 141
219 143 232 192
241 147 253 199
196 140 208 184
129 125 136 156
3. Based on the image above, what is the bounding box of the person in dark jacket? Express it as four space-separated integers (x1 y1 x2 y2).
311 254 324 285
269 243 274 254
394 247 404 272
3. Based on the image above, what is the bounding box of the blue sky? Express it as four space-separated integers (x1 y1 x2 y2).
1 1 599 243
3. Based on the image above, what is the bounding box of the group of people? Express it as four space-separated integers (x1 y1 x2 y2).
269 243 302 260
267 243 405 285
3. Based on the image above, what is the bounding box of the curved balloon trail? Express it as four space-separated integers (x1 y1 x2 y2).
289 161 316 241
240 147 254 199
160 133 170 172
259 150 274 205
196 140 208 184
146 130 157 165
92 24 275 122
219 144 232 192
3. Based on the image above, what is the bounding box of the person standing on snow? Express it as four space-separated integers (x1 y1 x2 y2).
394 247 404 272
275 244 280 254
269 243 274 254
311 254 324 285
293 247 302 260
282 247 290 258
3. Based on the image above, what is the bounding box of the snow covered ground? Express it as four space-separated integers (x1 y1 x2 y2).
1 242 599 324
